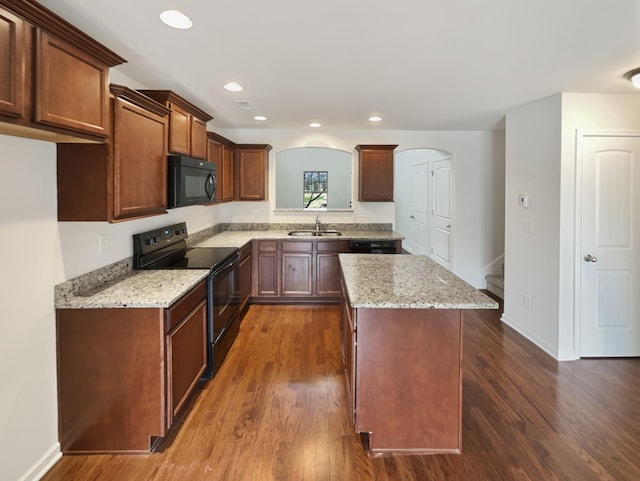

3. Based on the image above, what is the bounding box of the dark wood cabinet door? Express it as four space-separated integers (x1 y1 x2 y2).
34 29 109 138
168 103 190 155
356 145 397 202
237 147 269 200
190 116 207 159
112 97 168 220
340 278 356 423
0 7 26 119
222 145 234 201
316 240 350 296
254 241 279 297
281 241 313 296
207 138 222 202
166 299 207 427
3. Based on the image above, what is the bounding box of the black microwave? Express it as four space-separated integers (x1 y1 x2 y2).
167 155 216 208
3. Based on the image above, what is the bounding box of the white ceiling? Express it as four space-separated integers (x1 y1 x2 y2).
38 0 640 131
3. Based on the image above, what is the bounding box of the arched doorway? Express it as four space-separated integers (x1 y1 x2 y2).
395 148 453 269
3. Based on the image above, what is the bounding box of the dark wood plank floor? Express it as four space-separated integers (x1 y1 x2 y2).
41 303 640 481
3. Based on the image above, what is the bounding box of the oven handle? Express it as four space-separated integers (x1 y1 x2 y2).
212 251 240 276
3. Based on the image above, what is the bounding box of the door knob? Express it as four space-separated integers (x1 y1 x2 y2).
584 254 598 263
410 215 415 219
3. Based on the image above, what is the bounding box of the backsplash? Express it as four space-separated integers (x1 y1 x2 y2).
55 222 395 301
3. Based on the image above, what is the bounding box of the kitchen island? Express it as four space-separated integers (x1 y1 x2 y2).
339 254 498 454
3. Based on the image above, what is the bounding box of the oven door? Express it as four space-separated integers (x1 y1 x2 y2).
211 252 240 343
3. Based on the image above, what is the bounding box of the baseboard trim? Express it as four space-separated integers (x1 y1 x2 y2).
16 442 61 481
500 313 559 360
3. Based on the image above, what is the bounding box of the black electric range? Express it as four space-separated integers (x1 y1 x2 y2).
133 222 241 378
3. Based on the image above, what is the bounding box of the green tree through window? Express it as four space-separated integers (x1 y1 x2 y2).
303 171 328 209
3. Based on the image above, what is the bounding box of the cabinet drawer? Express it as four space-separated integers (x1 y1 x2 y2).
258 240 278 252
282 240 313 252
166 280 207 332
317 240 350 253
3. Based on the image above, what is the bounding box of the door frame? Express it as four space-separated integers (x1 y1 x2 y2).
574 129 640 357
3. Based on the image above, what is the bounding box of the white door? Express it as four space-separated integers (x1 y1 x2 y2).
431 158 452 269
579 135 640 357
410 162 428 255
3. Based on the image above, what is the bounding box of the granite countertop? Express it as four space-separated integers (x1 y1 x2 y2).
194 229 403 248
55 270 210 309
339 254 499 309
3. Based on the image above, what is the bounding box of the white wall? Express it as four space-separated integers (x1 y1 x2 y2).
504 92 640 360
504 95 562 358
219 128 505 287
0 135 63 481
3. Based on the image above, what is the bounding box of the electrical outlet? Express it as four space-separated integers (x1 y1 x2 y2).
523 294 532 310
98 234 110 254
524 220 533 234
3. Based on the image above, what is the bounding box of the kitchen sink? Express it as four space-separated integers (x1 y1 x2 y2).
287 230 342 236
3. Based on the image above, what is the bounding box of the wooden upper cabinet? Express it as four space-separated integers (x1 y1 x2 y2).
34 29 109 138
356 144 397 202
111 87 169 220
207 131 235 202
0 0 125 141
139 90 213 159
191 116 207 159
57 85 170 222
0 7 26 119
236 144 272 201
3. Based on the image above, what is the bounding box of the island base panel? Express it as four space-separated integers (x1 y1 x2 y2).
355 308 462 453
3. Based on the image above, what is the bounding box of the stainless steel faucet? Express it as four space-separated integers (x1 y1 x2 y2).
315 215 321 233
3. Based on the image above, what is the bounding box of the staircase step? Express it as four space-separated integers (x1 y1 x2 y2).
485 274 504 300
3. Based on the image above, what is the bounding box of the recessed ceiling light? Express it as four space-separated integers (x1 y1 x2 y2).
309 122 322 128
224 82 244 92
160 10 192 30
369 115 382 122
254 115 267 121
624 68 640 88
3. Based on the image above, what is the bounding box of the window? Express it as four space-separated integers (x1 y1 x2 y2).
303 171 328 210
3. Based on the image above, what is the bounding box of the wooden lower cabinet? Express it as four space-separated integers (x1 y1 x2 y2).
340 282 463 453
317 240 350 296
252 240 279 297
56 280 207 453
251 239 350 302
165 281 207 427
281 241 313 296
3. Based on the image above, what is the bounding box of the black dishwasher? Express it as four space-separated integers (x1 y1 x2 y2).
349 240 398 254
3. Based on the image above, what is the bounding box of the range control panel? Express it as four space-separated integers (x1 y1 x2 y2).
133 222 188 257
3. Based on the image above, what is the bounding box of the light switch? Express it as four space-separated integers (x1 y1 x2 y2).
519 194 529 208
98 234 110 254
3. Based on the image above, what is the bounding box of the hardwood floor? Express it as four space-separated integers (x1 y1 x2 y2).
41 304 640 481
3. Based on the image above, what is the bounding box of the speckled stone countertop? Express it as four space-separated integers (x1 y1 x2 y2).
55 270 209 309
339 254 498 309
194 229 403 248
